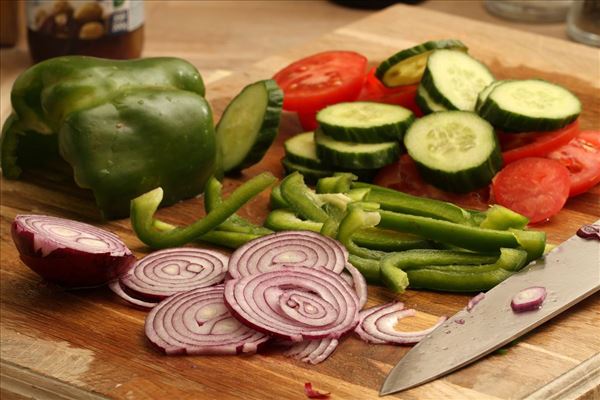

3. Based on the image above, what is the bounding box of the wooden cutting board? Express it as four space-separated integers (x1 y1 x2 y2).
1 4 599 400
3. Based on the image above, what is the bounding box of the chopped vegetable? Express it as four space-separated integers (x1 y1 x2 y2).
357 68 420 114
11 214 135 287
145 285 269 355
467 292 486 312
304 382 330 399
491 157 570 224
119 248 229 301
224 265 360 341
344 263 368 309
108 280 158 310
577 224 600 240
511 287 547 312
284 338 339 365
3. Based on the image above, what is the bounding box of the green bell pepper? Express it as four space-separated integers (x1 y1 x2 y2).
1 56 217 219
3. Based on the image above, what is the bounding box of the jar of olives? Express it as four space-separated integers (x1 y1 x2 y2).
26 0 144 62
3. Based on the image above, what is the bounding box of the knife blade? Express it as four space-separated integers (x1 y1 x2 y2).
380 227 600 396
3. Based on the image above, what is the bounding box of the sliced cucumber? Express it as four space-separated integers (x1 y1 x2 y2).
376 39 468 87
477 79 581 132
416 84 448 115
421 50 494 111
404 111 502 193
217 79 283 173
475 80 508 112
281 157 332 184
283 131 321 169
316 102 414 142
315 129 400 170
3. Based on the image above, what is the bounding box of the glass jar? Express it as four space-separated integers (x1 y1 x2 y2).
26 0 144 63
567 0 600 47
484 0 574 22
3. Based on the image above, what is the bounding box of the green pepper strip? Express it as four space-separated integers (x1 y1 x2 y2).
130 172 276 248
348 254 381 284
269 185 290 210
204 176 273 235
264 209 323 232
337 206 387 261
280 172 328 222
316 173 357 194
380 248 528 293
377 210 545 259
479 205 529 230
352 182 476 225
152 220 261 249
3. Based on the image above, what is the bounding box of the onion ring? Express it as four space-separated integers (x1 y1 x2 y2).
224 265 359 342
108 280 158 310
145 285 269 355
227 231 347 279
284 338 339 364
343 264 368 309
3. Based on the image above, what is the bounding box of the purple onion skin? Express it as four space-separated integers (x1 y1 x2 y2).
12 222 135 288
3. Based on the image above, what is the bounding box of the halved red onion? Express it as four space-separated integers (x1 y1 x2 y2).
304 382 330 399
224 265 359 342
343 264 367 309
356 302 446 345
145 285 269 355
120 248 228 301
511 286 547 313
11 214 135 287
467 292 486 312
284 338 339 364
227 231 347 279
108 280 158 310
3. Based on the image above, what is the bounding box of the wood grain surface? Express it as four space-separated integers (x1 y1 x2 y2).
1 4 600 400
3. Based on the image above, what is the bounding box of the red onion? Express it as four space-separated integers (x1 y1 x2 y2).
577 224 600 240
145 285 269 355
227 231 347 279
511 286 547 313
11 214 135 287
284 338 339 364
224 265 359 342
304 382 330 399
354 304 395 344
356 302 446 345
467 292 486 312
120 248 228 301
108 280 158 310
343 263 367 309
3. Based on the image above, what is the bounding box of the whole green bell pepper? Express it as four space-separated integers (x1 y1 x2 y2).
1 56 217 219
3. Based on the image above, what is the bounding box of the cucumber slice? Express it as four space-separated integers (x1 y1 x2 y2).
422 50 494 111
281 157 332 184
475 80 508 112
416 84 447 115
284 131 321 168
376 39 467 87
315 129 400 170
404 111 502 193
316 102 414 142
477 79 581 132
217 79 283 173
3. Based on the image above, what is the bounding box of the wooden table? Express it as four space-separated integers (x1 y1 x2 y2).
2 3 600 400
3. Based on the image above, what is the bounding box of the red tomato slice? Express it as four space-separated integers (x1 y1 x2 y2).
500 120 580 164
297 110 318 131
547 130 600 197
357 68 421 116
374 154 490 210
491 157 571 224
273 51 367 112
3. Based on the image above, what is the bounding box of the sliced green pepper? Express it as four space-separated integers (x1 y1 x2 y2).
337 206 387 261
264 209 323 232
280 172 328 222
479 205 529 230
152 220 262 249
348 254 382 284
269 185 290 210
130 172 275 248
316 173 357 194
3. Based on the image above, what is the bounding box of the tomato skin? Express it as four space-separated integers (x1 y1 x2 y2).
297 110 318 131
500 120 580 164
357 68 421 116
491 157 571 224
547 130 600 197
273 51 367 112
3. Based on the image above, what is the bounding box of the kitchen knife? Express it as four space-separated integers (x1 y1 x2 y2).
380 226 600 396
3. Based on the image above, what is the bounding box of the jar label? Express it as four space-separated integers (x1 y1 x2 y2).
26 0 144 40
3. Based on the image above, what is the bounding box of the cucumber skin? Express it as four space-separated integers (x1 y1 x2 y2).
317 104 415 143
281 157 376 184
477 90 581 132
421 52 494 111
219 79 283 173
416 84 447 115
375 39 468 87
315 130 401 170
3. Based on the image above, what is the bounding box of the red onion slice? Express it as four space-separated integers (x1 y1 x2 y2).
357 302 446 345
145 285 269 355
227 231 347 279
12 214 135 287
511 286 547 312
354 304 395 344
224 265 359 342
577 224 600 240
120 248 228 301
284 338 339 364
343 264 367 309
304 382 330 399
467 292 485 312
108 280 158 310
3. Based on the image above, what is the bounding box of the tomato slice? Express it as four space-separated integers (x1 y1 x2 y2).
374 154 490 210
357 68 421 116
500 120 580 164
273 51 367 112
547 130 600 197
297 110 319 131
491 157 571 224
